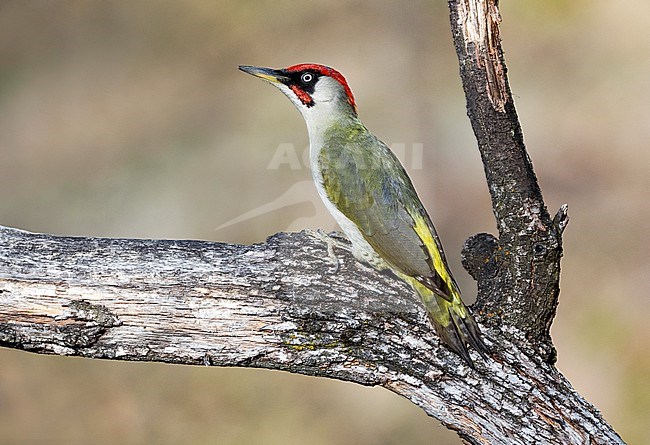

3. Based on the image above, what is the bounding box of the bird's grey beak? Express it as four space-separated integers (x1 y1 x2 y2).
239 65 288 84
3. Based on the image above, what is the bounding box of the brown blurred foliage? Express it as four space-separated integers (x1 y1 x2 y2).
0 1 648 444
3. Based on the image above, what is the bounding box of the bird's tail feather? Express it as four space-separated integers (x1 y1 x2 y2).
419 287 488 368
400 276 488 367
430 297 488 368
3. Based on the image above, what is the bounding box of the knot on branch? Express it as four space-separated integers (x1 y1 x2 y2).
0 295 121 355
460 232 505 329
461 232 500 283
54 299 122 349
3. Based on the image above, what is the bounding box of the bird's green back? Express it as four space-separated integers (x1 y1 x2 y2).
318 120 459 300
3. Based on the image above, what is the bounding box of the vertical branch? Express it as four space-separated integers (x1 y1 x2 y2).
448 0 568 362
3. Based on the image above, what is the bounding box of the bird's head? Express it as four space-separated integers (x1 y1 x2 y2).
239 64 358 126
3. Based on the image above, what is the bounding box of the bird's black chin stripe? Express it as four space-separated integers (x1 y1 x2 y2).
289 84 314 107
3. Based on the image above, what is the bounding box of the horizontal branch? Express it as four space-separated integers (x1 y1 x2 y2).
0 225 623 445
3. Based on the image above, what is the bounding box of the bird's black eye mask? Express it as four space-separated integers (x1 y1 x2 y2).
283 70 319 93
281 70 320 107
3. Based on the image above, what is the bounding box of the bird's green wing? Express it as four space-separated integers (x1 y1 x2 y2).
319 132 458 301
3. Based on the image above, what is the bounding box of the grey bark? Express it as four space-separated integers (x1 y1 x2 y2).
0 227 624 444
0 1 625 444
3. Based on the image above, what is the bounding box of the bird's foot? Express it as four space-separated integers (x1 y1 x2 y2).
313 229 347 274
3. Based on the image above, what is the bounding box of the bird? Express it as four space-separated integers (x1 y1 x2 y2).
239 63 488 367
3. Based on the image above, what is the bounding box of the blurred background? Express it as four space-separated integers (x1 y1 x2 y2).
0 0 648 444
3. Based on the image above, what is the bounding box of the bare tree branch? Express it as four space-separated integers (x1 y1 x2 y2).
449 0 567 363
0 226 624 444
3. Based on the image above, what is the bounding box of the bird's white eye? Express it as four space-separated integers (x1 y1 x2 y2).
301 72 314 83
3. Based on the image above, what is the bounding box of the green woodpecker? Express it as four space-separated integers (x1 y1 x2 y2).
239 63 488 366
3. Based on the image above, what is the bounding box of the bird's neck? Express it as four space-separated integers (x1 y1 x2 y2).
303 107 369 186
302 106 361 152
